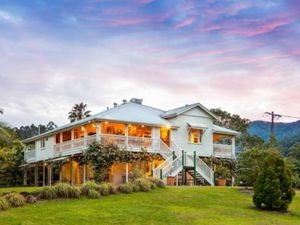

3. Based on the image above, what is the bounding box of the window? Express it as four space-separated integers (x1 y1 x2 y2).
55 134 61 144
128 125 152 138
62 131 72 142
102 122 125 135
40 138 46 149
188 129 203 144
74 127 85 139
86 123 96 136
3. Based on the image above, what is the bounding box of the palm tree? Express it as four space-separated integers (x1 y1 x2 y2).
68 102 91 122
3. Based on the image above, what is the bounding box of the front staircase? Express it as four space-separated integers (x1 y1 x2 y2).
153 141 214 186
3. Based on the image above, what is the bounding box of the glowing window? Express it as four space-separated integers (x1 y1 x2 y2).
102 122 125 135
188 129 203 144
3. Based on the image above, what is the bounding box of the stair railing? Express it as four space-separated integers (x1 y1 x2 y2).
196 157 214 185
152 155 173 178
160 153 183 179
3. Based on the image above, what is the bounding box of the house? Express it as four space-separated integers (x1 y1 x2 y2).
22 98 240 186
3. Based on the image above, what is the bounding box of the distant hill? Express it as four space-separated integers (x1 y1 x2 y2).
248 120 300 155
248 120 300 141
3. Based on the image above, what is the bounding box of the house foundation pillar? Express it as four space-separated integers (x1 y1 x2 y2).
34 164 38 186
23 167 28 186
125 163 129 183
83 164 87 184
48 165 52 186
42 163 46 187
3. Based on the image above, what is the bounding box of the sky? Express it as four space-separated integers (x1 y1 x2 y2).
0 0 300 127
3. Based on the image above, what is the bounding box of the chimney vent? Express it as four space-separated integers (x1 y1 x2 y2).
123 99 127 104
130 98 143 104
113 102 118 107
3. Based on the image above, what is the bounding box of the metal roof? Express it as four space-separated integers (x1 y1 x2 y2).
213 125 241 136
23 102 175 143
161 103 217 119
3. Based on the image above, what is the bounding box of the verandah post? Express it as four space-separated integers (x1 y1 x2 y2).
70 160 74 186
83 164 87 184
48 165 52 186
182 150 185 186
23 167 27 186
160 169 162 180
34 164 38 186
194 151 196 186
125 163 129 183
42 163 46 187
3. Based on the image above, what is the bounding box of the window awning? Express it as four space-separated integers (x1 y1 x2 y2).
187 122 208 130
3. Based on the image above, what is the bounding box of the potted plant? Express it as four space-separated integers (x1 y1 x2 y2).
216 166 230 186
167 176 175 186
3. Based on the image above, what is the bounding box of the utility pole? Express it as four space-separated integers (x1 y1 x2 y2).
264 111 281 137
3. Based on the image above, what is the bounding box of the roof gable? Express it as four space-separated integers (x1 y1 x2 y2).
162 103 217 120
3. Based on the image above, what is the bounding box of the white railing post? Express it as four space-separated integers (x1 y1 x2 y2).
96 122 101 142
125 125 129 149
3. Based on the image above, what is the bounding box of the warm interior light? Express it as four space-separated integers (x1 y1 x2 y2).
92 124 96 128
166 125 170 129
128 124 132 127
81 126 85 131
141 125 144 128
105 121 108 125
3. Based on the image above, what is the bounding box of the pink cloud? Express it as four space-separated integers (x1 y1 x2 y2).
175 17 195 28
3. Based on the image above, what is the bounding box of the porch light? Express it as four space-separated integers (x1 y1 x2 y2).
141 125 144 128
81 126 85 131
166 125 170 129
105 121 108 125
92 124 96 128
128 124 132 127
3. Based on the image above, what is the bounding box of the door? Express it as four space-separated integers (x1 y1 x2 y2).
160 127 170 146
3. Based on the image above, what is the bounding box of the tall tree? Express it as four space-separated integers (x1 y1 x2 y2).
68 102 91 122
210 108 250 133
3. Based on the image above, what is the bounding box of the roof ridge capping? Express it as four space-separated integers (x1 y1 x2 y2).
161 102 217 120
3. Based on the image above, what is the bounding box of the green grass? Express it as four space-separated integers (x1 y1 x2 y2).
0 187 299 225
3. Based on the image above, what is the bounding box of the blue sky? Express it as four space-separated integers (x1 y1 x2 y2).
0 0 300 126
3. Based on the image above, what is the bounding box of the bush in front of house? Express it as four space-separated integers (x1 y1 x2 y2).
106 182 118 194
25 195 37 203
86 189 101 199
98 183 111 196
133 178 151 192
5 193 26 207
0 196 10 211
147 178 165 188
80 181 99 196
39 186 58 200
119 183 134 194
253 151 295 211
54 182 80 198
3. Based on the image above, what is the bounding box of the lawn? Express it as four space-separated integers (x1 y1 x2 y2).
0 187 299 225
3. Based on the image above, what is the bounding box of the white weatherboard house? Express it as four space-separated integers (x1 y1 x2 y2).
22 98 240 186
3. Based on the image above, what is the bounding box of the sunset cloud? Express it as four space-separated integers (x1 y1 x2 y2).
0 0 299 126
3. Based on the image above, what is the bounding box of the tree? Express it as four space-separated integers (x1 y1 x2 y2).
0 108 3 114
46 121 57 130
0 123 24 186
68 102 91 122
237 148 273 186
253 150 295 211
210 108 250 134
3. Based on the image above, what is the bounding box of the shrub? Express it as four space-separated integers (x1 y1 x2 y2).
0 197 9 211
253 151 295 211
134 178 151 192
147 178 165 188
119 183 134 194
132 183 140 192
5 193 26 207
86 189 100 199
98 183 110 196
80 181 99 196
39 186 57 199
26 195 37 204
54 182 80 198
106 182 118 194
